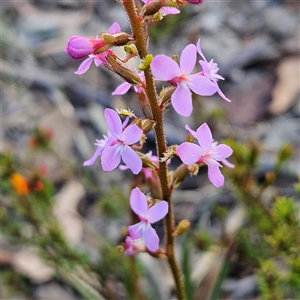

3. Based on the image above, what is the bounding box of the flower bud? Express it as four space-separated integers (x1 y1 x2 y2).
101 32 132 46
106 54 144 85
141 119 156 134
143 0 165 16
65 36 107 60
137 151 159 169
173 219 191 236
171 163 190 188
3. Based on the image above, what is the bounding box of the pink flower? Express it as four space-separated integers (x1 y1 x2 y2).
151 44 217 117
123 236 145 256
67 22 121 74
176 123 233 187
65 36 106 60
101 109 143 174
112 71 145 95
142 0 180 16
83 108 143 174
196 39 231 102
128 187 168 252
83 136 110 166
75 52 108 75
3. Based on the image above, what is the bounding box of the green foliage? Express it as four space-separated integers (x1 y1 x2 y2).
150 7 188 43
256 260 284 300
181 235 195 300
223 139 299 299
1 270 32 298
193 230 212 251
98 187 129 219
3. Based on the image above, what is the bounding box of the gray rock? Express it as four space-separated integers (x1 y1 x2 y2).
264 5 299 39
222 276 259 299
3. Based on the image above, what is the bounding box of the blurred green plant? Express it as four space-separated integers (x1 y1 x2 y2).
0 150 143 300
222 140 299 300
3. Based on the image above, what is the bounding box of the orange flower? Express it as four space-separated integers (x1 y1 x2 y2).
10 173 29 196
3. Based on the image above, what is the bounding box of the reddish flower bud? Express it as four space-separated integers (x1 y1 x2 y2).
65 36 107 60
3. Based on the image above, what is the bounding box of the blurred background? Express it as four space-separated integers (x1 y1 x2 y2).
1 0 299 299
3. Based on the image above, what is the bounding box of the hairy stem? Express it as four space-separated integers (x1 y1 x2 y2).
122 1 186 299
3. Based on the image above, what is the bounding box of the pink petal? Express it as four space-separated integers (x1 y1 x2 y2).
122 146 142 174
171 84 193 117
188 74 218 96
101 144 121 171
216 83 231 102
199 60 211 78
207 164 224 187
112 82 132 95
180 44 196 75
176 142 204 165
128 222 144 239
185 124 197 137
130 187 148 217
108 22 121 34
122 124 143 145
196 38 207 62
147 201 168 223
83 146 103 166
196 123 213 151
143 225 159 252
75 57 94 75
124 236 135 256
215 144 233 160
222 159 235 169
161 7 180 15
104 108 122 137
151 55 180 80
94 58 103 67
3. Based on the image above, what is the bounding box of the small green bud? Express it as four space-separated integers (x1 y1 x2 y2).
173 219 191 236
139 54 153 70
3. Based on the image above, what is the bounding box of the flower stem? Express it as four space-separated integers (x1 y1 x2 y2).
122 1 186 299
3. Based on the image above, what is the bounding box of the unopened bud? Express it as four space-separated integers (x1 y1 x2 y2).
106 54 144 85
137 152 159 169
187 163 199 175
101 32 132 46
65 36 107 60
186 133 194 143
124 44 138 56
174 219 191 236
143 0 164 16
141 119 156 134
116 245 124 252
171 163 190 188
139 54 153 71
160 86 176 105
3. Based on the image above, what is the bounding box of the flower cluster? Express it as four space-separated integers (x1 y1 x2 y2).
65 0 234 260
